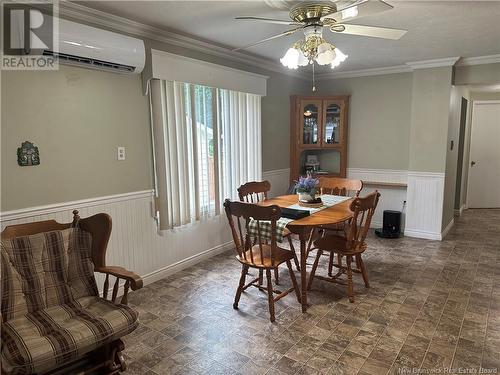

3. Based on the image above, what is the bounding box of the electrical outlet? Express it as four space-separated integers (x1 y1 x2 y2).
117 147 126 160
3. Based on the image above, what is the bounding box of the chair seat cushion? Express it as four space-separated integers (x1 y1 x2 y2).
1 296 138 375
237 244 295 268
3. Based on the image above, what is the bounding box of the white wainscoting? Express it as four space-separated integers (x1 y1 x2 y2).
404 171 446 240
1 191 233 289
262 168 291 198
347 168 408 230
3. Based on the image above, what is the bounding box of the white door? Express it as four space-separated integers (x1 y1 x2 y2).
467 101 500 208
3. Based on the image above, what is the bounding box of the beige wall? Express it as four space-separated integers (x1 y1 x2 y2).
454 63 500 86
470 91 500 101
408 67 453 173
317 73 412 170
1 66 153 211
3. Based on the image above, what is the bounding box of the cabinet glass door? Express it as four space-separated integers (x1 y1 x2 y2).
323 101 342 146
300 100 322 147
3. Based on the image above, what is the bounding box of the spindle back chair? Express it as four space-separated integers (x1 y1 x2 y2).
237 180 300 283
307 177 364 256
308 191 380 302
318 177 363 197
224 199 301 322
237 180 271 203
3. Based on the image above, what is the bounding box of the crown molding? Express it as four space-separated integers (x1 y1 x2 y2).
406 57 460 70
456 54 500 66
58 1 310 81
317 64 412 80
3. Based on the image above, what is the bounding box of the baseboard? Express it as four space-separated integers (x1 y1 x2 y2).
404 228 441 241
141 240 234 286
441 218 454 240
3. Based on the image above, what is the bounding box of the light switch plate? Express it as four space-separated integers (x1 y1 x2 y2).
117 147 126 160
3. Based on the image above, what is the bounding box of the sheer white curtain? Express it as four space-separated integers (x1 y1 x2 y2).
219 89 262 201
150 79 262 230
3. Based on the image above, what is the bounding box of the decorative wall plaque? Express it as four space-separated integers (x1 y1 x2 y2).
17 141 40 166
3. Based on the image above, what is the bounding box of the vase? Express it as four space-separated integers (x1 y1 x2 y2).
298 192 315 203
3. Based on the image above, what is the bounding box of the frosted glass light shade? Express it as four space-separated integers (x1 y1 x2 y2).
280 48 300 69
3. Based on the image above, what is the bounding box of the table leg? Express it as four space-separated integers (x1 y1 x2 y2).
299 231 308 313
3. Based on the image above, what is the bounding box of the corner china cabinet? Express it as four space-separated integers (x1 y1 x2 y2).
290 95 350 182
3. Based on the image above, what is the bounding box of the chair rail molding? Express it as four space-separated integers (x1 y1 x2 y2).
347 168 408 185
1 190 233 289
404 171 446 240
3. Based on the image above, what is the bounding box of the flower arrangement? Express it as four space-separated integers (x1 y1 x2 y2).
295 175 319 194
295 175 319 203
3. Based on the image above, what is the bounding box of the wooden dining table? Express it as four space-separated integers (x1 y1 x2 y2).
259 194 354 312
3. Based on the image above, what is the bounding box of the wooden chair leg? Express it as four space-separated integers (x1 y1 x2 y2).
287 235 300 271
307 249 323 290
337 253 342 269
258 269 264 286
356 254 370 288
274 268 279 285
328 251 334 277
346 256 354 303
305 228 316 257
286 260 301 304
233 265 248 309
266 269 276 322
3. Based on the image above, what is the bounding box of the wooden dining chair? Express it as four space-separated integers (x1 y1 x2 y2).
307 191 380 302
223 200 301 322
306 177 363 258
238 181 300 284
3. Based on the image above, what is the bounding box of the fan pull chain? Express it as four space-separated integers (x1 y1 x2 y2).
312 63 316 92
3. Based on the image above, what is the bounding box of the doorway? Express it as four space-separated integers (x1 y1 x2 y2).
454 97 468 213
467 101 500 208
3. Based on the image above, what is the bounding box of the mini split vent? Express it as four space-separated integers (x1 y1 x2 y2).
42 51 136 73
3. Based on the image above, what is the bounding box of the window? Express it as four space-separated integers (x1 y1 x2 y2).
150 80 262 230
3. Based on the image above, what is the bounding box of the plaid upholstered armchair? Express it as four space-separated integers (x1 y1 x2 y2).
1 211 143 374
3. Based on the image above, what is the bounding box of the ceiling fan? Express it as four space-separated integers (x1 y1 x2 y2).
233 0 407 80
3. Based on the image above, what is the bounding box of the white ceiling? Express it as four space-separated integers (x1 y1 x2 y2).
76 1 500 72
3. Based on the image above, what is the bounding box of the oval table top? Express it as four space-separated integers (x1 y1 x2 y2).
259 194 354 227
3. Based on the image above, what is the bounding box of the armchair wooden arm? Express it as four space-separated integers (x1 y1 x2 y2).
95 266 143 305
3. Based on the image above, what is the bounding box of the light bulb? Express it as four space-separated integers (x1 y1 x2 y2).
280 47 300 69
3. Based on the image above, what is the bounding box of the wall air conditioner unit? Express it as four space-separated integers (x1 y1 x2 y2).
10 13 145 74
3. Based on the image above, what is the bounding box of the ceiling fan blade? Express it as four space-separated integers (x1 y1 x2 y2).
333 24 407 40
321 0 393 23
235 17 300 26
232 27 303 51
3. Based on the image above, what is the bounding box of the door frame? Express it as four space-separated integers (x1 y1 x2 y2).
466 100 500 208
